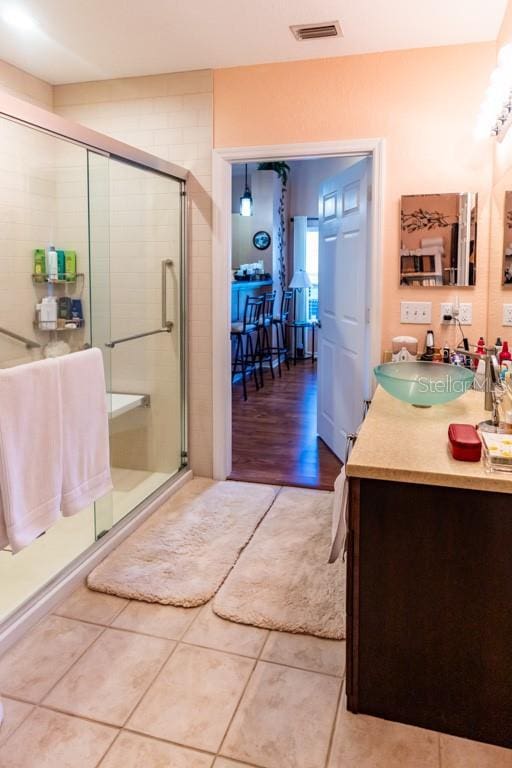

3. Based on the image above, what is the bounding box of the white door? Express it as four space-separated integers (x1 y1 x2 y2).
317 158 370 460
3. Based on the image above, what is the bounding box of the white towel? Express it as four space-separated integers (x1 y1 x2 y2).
0 358 63 553
58 348 112 516
329 467 348 564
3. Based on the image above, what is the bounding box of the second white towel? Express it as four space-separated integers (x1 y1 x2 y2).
59 348 113 516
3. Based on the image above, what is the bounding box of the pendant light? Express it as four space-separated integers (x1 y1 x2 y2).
239 163 253 216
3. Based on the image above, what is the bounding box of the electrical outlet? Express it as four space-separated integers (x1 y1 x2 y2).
503 304 512 326
440 303 453 323
458 303 472 325
440 302 472 326
400 301 432 324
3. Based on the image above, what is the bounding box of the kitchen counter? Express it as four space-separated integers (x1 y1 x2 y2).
231 279 273 291
231 279 273 323
347 386 512 494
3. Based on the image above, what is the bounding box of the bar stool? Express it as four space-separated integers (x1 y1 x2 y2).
231 295 264 401
272 289 293 376
256 291 276 386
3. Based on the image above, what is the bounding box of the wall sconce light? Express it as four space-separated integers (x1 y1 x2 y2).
239 164 253 216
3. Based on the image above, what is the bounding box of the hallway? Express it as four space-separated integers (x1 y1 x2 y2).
230 363 342 490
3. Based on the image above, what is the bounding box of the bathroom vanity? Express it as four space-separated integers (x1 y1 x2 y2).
345 388 512 748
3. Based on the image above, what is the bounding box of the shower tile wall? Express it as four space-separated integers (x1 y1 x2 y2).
54 71 213 476
0 119 90 369
0 118 57 368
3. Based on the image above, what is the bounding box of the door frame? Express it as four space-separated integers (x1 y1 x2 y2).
212 139 385 480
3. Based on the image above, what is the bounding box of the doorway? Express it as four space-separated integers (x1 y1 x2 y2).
212 140 384 483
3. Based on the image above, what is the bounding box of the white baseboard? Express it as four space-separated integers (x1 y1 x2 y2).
0 469 193 656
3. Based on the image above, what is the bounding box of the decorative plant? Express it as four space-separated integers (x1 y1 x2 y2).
257 161 291 290
401 208 457 233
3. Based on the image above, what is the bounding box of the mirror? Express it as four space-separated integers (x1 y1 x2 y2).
502 191 512 284
400 193 477 287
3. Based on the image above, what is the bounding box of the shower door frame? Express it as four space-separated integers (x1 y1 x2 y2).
0 91 190 646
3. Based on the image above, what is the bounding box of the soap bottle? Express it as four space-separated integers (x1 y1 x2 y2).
46 245 58 281
495 337 503 360
500 340 511 366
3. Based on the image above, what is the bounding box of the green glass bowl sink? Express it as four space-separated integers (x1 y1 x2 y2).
374 362 475 407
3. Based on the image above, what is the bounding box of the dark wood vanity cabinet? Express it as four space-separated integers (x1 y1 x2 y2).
346 477 512 749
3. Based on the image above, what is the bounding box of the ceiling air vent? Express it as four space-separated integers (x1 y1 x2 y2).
290 21 343 41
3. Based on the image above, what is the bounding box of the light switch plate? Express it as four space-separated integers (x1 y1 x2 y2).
400 301 432 324
503 304 512 326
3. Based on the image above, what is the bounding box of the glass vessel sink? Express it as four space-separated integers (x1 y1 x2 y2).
374 362 474 407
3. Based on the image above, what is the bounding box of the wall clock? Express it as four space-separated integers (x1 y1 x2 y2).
253 230 271 250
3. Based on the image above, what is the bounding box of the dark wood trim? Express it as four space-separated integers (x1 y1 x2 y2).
346 477 360 709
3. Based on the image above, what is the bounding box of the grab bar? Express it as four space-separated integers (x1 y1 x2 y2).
0 325 41 349
105 326 172 348
162 259 173 330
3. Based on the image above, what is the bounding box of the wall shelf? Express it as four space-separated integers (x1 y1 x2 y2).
32 273 84 285
33 321 84 332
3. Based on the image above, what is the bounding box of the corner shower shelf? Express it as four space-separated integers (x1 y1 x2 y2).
33 321 84 332
108 393 150 419
32 273 84 285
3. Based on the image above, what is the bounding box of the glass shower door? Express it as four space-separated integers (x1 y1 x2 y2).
89 154 186 536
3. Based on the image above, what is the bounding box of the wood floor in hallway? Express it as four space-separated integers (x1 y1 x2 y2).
230 362 342 490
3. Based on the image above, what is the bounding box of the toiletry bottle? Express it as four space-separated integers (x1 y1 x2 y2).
443 344 450 364
500 340 511 366
64 250 76 281
474 336 485 370
495 337 503 360
57 250 66 280
33 249 46 281
71 299 83 324
46 245 58 281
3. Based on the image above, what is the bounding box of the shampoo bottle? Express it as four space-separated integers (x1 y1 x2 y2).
57 250 66 280
33 249 46 281
64 250 76 281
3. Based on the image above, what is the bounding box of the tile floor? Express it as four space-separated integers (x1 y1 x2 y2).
0 584 510 768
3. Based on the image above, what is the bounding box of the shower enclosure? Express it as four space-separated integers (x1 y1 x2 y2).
0 93 188 626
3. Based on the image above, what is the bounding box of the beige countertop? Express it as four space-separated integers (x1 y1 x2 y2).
346 387 512 494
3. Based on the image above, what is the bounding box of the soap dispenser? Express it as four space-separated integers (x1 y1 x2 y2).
421 330 435 361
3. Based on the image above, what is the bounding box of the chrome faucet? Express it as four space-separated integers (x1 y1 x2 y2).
455 346 501 420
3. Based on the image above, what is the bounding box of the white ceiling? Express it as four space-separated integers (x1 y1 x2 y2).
0 0 507 85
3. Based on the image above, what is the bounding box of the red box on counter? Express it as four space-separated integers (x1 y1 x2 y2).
448 423 482 462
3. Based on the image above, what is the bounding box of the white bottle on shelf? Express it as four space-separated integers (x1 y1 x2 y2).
46 245 58 281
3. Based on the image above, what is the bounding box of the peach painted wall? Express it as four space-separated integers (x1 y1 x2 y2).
214 43 496 352
489 1 512 344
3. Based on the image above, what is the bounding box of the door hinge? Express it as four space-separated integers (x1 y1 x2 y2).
366 307 371 324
